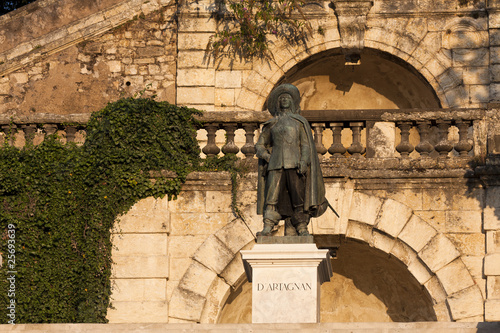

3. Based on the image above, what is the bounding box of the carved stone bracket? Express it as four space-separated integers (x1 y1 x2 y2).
331 0 373 65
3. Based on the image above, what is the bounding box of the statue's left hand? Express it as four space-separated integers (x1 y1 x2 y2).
298 161 308 175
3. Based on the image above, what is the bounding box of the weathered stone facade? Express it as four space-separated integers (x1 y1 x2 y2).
2 0 500 326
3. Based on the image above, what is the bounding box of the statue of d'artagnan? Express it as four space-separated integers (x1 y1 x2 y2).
256 83 329 237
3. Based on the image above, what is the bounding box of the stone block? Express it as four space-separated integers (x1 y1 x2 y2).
111 278 166 302
178 50 214 69
215 71 242 88
107 301 168 323
168 235 206 258
433 302 452 322
206 190 232 213
446 86 469 107
462 255 485 279
107 60 122 73
116 197 169 233
490 12 500 29
390 240 417 266
169 257 192 282
193 235 235 274
464 67 490 85
470 84 490 104
112 233 167 255
220 254 246 288
0 82 11 95
446 233 484 256
9 73 28 84
112 255 168 278
177 69 215 87
445 210 482 233
348 192 383 226
178 17 216 32
168 287 206 321
485 253 500 276
485 300 500 321
424 276 447 304
452 48 489 67
398 214 437 252
484 186 500 230
372 230 395 254
446 285 484 320
215 219 255 254
407 257 433 285
215 89 235 107
179 260 217 297
168 190 206 213
178 32 212 50
177 87 214 104
346 220 372 244
419 234 460 272
491 64 500 83
422 188 448 211
489 83 500 104
200 276 231 323
436 258 475 296
491 47 500 64
170 212 232 236
486 231 500 253
487 276 500 299
235 88 264 111
375 199 413 238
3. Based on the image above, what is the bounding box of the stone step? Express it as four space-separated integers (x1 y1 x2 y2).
1 323 500 332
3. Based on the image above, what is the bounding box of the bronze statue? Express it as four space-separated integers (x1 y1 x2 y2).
256 84 329 236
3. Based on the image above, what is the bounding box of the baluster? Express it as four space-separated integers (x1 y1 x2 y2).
1 124 17 146
221 123 239 155
65 125 78 143
434 120 453 158
202 123 221 157
241 123 257 159
396 122 414 158
347 122 365 157
21 124 37 146
311 123 328 160
328 122 346 158
415 121 434 158
454 120 473 156
43 124 58 136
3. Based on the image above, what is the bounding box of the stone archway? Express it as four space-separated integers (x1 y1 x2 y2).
235 19 470 111
167 191 483 323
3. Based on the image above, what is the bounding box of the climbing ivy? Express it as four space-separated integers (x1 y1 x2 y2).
208 0 312 59
0 97 235 323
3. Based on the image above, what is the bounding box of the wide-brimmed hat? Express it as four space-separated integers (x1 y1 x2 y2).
267 83 301 116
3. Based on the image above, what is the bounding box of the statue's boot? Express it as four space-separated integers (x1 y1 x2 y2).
284 217 298 236
296 222 311 236
257 218 277 236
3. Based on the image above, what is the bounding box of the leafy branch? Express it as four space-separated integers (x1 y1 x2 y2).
207 0 312 59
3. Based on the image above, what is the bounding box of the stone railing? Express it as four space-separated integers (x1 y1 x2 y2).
0 109 488 161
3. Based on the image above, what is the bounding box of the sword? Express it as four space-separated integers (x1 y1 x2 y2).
328 202 340 218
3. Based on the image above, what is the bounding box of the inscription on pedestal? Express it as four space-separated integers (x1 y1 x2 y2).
241 243 332 324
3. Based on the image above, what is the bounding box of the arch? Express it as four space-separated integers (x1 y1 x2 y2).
235 22 468 110
168 192 483 323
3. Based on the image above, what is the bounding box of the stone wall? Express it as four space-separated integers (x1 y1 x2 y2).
0 0 176 116
109 167 499 323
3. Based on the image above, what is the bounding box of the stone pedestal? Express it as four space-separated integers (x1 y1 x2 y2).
240 237 332 323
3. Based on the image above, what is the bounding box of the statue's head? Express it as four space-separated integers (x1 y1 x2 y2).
267 83 301 116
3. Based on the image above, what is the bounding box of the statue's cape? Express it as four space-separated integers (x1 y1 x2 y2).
256 114 327 217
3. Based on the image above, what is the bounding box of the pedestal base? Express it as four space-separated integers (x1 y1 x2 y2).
240 239 332 323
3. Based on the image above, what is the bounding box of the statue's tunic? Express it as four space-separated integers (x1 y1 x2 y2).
256 113 327 218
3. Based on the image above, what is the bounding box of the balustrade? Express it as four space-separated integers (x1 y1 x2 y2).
0 109 482 162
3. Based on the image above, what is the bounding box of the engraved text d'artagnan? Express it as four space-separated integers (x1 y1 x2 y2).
256 282 312 292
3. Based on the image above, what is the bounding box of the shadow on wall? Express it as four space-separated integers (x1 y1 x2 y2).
218 239 437 323
275 48 441 110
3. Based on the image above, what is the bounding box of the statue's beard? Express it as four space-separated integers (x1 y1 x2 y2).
277 107 292 117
